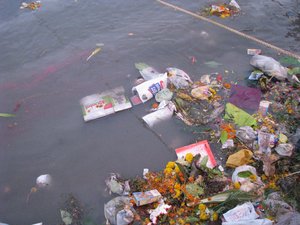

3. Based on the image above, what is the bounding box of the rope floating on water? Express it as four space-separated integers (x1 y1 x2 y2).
156 0 300 60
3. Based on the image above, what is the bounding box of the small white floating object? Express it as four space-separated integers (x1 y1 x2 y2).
36 174 52 188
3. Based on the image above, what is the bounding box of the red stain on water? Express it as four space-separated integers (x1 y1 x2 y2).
0 50 89 92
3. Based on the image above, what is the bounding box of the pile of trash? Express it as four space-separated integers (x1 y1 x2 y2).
102 53 300 224
20 1 41 10
200 0 241 18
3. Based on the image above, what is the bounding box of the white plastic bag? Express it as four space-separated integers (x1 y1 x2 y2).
142 102 175 127
166 68 192 89
250 55 288 81
222 219 273 225
223 202 259 222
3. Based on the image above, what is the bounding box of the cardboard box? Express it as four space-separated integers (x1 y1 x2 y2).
175 140 217 168
133 189 162 206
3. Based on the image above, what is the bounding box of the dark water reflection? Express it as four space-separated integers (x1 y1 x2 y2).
0 0 299 224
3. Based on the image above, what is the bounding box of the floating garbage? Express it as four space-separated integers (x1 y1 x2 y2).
135 63 162 81
275 143 294 157
20 1 41 10
132 74 168 103
247 49 262 55
250 55 288 81
80 86 132 122
166 67 192 89
36 174 52 188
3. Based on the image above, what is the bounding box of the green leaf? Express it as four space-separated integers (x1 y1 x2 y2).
204 61 223 68
220 130 228 144
60 210 73 225
186 216 200 223
200 155 208 167
237 171 253 178
0 113 15 117
185 183 204 197
288 67 300 75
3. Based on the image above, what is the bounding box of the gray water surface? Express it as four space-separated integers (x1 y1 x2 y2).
0 0 299 224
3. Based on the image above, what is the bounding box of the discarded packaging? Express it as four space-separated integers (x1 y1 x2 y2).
175 140 217 168
166 68 192 89
86 47 101 61
149 200 171 224
222 202 259 222
135 63 161 81
36 174 52 188
104 196 135 225
275 143 294 157
257 131 275 154
80 86 132 122
142 102 175 127
132 189 162 206
250 55 288 81
248 70 264 80
247 49 262 55
132 73 168 103
226 149 253 168
258 100 271 116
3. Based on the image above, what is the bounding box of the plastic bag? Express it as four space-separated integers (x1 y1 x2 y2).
236 126 257 144
258 131 275 154
250 55 288 81
222 219 272 225
104 196 135 225
166 68 192 89
232 165 263 192
36 174 52 188
275 143 294 157
142 102 175 127
222 202 259 222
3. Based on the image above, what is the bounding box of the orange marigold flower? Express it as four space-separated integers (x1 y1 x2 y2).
166 161 175 169
234 182 241 189
223 82 231 89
